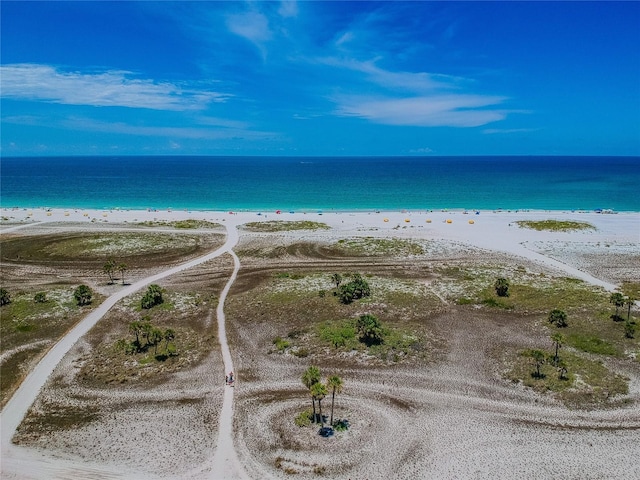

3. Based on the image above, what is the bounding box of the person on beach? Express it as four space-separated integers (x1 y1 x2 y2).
225 375 228 385
228 371 234 384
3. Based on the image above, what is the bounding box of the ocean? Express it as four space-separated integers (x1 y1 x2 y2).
1 156 639 212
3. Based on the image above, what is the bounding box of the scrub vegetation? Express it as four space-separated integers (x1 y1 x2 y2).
243 220 331 232
515 219 596 232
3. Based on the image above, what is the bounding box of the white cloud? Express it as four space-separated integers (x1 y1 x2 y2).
317 57 513 128
58 116 277 141
409 147 434 154
0 64 228 110
278 1 298 18
483 128 538 134
226 11 272 46
335 31 354 47
334 94 508 127
323 57 461 93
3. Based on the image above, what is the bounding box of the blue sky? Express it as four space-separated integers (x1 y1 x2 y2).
1 1 639 156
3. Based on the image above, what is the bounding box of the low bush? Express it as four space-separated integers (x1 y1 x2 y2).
294 409 313 427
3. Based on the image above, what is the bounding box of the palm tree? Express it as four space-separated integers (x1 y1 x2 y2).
625 296 635 322
164 328 175 351
609 292 625 320
624 320 636 339
550 333 565 365
311 382 328 427
556 358 568 380
530 349 546 378
326 375 343 427
150 327 163 354
494 277 510 297
140 320 153 348
117 263 128 285
103 259 116 284
129 320 142 347
302 366 321 422
548 309 568 328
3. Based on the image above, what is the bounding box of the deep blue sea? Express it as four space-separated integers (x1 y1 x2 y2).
1 156 639 212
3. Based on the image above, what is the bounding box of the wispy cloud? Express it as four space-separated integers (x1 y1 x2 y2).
2 112 276 140
61 116 276 140
278 1 298 19
0 64 229 111
335 94 508 127
323 57 511 127
483 128 538 134
320 57 463 93
226 11 272 56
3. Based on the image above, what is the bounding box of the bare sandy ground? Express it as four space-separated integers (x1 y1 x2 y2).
1 207 639 479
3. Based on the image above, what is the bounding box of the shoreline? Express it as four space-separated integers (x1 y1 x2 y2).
3 205 639 220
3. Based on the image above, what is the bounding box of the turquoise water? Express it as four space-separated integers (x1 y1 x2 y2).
1 156 639 211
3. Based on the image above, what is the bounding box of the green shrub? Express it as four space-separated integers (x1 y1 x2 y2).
33 292 47 303
624 321 636 339
73 285 93 306
0 287 11 306
141 284 163 309
333 419 350 431
292 348 309 358
273 336 290 352
294 409 313 427
338 274 371 304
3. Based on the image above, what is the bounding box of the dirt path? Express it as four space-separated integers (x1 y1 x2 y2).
0 221 246 479
210 248 249 479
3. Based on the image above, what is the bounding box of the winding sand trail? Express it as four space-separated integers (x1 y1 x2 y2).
0 221 247 479
210 248 249 479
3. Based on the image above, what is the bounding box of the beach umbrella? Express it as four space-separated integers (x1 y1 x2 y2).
276 210 282 214
468 220 475 224
426 219 432 223
383 218 389 222
446 219 453 224
405 218 411 223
